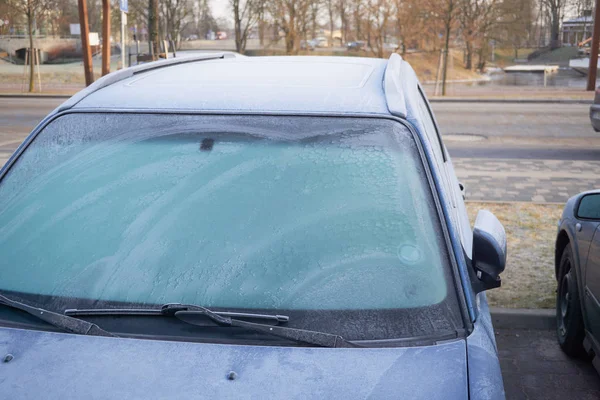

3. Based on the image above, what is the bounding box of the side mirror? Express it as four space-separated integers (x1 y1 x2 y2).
470 210 507 293
577 193 600 220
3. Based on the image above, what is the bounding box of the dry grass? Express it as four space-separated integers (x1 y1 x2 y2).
402 50 483 82
466 202 563 309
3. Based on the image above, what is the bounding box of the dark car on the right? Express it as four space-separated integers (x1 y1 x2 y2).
591 88 600 132
555 190 600 372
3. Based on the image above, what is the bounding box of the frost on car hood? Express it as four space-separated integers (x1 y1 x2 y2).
0 326 468 399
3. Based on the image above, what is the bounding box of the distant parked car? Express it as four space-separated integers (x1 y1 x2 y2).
346 41 366 51
300 39 316 50
555 190 600 373
314 37 329 47
0 54 507 398
590 87 600 132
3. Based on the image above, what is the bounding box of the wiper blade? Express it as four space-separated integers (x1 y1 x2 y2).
0 293 114 337
163 303 359 348
67 303 356 347
65 304 290 324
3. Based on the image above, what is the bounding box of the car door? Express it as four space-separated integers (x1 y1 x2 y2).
579 193 600 338
585 227 600 338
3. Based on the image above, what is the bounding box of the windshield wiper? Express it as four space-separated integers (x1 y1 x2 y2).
0 293 114 337
65 304 289 324
69 303 357 348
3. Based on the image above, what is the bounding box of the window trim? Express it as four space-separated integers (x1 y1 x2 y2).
417 86 447 162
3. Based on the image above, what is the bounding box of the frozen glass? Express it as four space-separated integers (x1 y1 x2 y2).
0 114 453 312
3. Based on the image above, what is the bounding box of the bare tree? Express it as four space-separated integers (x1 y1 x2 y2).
337 0 348 43
162 0 191 48
231 0 258 53
426 0 458 95
325 0 336 46
459 0 499 70
269 0 311 54
7 0 55 92
365 0 391 57
393 0 425 54
351 0 363 40
497 0 535 59
309 0 321 39
540 0 568 49
257 0 266 45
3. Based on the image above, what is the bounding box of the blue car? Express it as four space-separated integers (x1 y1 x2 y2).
0 54 507 399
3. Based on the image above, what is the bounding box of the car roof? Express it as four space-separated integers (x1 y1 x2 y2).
72 56 389 115
61 54 420 119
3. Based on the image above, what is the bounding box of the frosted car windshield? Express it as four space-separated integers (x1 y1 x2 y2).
0 114 462 339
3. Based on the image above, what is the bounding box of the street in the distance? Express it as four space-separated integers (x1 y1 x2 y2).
3 97 599 203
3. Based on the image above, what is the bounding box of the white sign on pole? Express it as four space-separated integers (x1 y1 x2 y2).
89 32 99 46
120 0 128 12
70 23 81 35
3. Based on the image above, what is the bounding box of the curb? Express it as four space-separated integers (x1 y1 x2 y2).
490 307 555 330
430 98 592 104
0 94 72 99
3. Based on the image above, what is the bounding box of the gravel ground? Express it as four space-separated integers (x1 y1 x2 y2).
466 202 563 309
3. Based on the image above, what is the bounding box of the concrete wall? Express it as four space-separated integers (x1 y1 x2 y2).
0 37 78 57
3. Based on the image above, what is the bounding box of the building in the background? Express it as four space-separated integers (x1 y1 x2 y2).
561 11 593 46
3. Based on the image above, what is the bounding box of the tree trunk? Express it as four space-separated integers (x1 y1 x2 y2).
465 40 473 70
549 7 560 49
328 6 334 47
258 8 265 46
442 18 451 96
234 2 243 53
149 0 159 58
27 9 34 93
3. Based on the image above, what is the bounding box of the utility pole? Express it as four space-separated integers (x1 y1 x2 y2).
587 0 600 91
102 0 110 75
78 0 94 86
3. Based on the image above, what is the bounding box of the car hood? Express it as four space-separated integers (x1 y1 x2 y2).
0 326 467 399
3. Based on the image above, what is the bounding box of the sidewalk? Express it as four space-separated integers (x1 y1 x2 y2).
423 85 595 102
454 158 600 203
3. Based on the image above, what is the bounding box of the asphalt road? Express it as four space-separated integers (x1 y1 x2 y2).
496 328 600 399
432 102 596 139
1 98 598 159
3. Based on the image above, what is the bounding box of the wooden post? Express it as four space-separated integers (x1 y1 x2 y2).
21 50 29 92
36 49 42 92
78 0 94 86
102 0 111 76
587 0 600 91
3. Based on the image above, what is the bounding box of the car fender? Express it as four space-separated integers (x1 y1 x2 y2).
467 292 505 400
557 220 586 309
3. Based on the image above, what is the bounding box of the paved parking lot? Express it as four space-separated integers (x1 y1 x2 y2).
496 328 600 399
